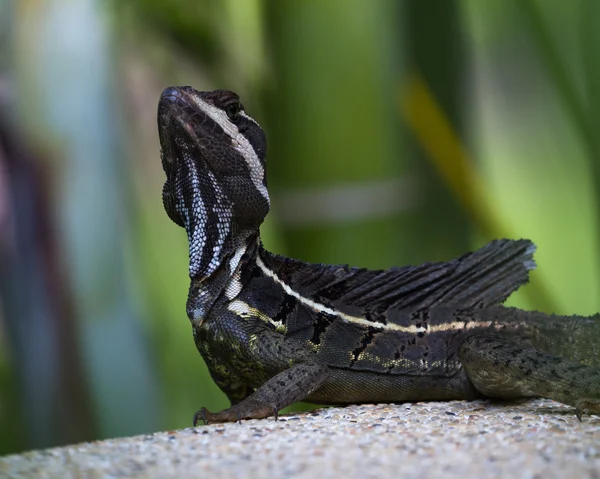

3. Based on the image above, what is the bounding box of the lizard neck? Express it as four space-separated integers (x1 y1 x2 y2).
186 229 261 324
157 87 272 322
158 87 275 324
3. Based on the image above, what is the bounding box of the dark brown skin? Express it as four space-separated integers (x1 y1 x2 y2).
158 86 600 424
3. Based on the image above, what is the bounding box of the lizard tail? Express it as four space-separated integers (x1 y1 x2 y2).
486 306 600 367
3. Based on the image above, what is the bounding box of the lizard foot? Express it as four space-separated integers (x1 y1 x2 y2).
192 399 278 425
575 399 600 421
192 362 329 425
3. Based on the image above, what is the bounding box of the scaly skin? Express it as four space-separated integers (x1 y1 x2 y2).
157 86 600 424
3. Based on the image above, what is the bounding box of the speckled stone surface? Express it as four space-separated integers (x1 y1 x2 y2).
2 399 600 479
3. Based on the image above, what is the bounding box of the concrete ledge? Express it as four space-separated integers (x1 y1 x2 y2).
2 399 600 478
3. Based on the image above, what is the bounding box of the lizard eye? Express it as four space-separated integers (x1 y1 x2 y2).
224 101 242 121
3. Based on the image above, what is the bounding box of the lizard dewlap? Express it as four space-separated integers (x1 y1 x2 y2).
158 86 600 424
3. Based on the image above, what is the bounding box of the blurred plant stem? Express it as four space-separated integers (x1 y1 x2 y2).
402 0 472 264
0 113 95 452
11 0 162 445
519 0 600 238
264 0 407 268
582 0 600 187
401 73 556 312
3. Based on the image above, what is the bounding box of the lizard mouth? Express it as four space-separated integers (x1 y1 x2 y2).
157 86 214 229
157 86 235 178
157 86 199 172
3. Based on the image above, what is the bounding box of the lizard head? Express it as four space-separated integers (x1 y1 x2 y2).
158 86 270 279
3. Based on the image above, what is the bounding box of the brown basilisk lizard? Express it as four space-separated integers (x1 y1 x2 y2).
158 86 600 424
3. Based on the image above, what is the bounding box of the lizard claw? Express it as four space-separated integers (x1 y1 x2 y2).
574 399 600 422
192 407 210 426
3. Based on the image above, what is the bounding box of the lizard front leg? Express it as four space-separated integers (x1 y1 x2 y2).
459 334 600 420
195 361 329 425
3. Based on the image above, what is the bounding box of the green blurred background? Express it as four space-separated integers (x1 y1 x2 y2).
1 0 599 455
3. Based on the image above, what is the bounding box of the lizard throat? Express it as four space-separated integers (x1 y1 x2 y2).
180 155 234 280
187 232 257 325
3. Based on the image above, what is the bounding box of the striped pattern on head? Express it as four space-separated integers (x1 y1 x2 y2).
158 87 270 280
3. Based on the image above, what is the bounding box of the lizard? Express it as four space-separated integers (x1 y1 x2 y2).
157 86 600 424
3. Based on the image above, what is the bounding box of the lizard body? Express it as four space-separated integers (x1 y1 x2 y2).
158 86 600 423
